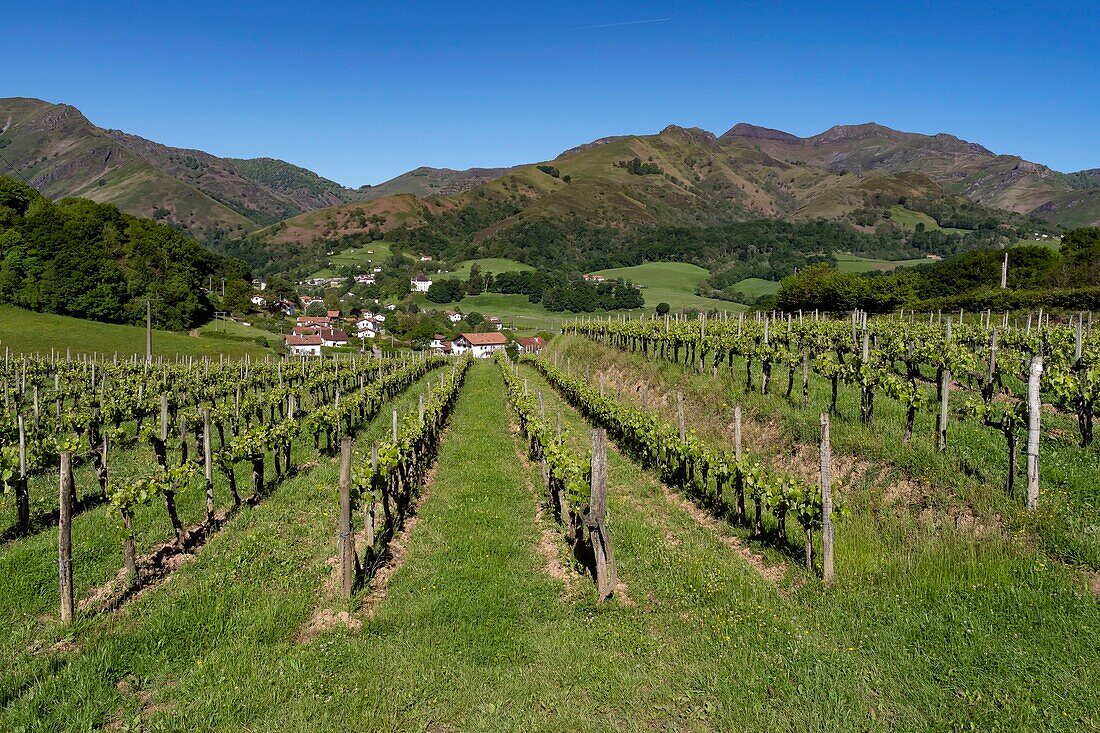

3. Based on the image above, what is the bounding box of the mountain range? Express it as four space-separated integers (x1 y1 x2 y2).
2 97 1097 257
0 98 508 241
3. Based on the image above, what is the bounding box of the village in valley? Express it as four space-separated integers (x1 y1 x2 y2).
241 246 549 359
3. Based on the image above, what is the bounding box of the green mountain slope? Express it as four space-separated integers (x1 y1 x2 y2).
238 123 1044 276
721 122 1100 226
0 98 255 240
357 165 517 200
224 157 371 210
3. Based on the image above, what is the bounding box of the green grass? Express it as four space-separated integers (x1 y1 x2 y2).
197 318 276 341
887 205 970 234
308 241 401 278
0 306 269 358
440 257 534 281
593 262 740 311
2 360 1098 729
414 292 617 335
729 277 780 298
833 253 939 273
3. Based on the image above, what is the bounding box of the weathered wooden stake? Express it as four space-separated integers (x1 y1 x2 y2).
59 452 74 623
676 392 685 441
820 414 834 582
203 408 214 521
1026 354 1042 510
588 429 617 601
338 437 355 598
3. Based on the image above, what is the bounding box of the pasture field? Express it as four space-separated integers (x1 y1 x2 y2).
728 276 780 298
307 240 401 278
0 306 269 358
593 262 740 311
438 257 534 281
833 253 939 273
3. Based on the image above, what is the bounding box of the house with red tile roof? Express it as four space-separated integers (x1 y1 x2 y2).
451 332 507 358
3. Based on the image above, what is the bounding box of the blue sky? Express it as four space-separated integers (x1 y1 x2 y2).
5 1 1097 186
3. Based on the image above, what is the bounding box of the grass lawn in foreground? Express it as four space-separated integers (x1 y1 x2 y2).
0 306 269 358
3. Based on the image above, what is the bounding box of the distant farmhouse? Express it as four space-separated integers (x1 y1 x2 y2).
451 332 507 358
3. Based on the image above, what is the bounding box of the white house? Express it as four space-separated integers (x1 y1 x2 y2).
487 316 503 330
451 332 508 358
286 334 322 357
250 294 267 307
429 334 451 352
411 273 433 292
444 310 463 324
317 328 350 348
356 318 382 339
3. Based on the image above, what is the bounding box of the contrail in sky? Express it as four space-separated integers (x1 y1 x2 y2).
568 17 672 31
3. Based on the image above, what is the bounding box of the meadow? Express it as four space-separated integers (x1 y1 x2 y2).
0 306 269 358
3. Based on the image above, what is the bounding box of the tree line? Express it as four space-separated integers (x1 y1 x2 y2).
0 176 250 329
775 229 1100 313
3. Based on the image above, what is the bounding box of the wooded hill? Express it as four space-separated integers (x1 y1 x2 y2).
0 176 249 329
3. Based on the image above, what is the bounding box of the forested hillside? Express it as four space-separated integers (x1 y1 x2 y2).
0 176 249 329
775 227 1100 313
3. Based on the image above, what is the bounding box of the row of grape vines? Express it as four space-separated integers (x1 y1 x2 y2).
1 351 449 614
340 355 471 592
519 353 836 573
567 310 1098 504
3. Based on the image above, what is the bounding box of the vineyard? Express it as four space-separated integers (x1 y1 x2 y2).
1 327 1098 731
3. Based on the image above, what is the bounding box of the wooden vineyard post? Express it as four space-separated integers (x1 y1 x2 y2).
937 322 952 452
203 408 214 522
338 437 355 598
392 410 398 442
820 414 834 583
801 348 810 408
59 452 74 623
586 429 616 601
366 444 378 551
733 406 745 520
1026 354 1042 511
676 392 685 442
16 415 28 534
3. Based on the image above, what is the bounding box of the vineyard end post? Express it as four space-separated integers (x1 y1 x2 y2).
1026 355 1042 511
588 428 616 601
819 414 834 583
339 437 355 598
59 452 75 623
